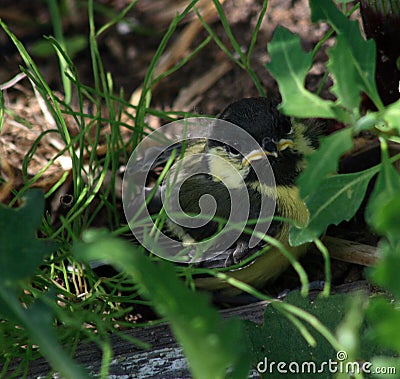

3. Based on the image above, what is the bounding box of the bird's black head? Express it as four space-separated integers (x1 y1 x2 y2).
218 97 292 144
207 97 319 186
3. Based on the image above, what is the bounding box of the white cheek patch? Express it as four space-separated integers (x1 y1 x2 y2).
277 138 294 152
243 149 269 164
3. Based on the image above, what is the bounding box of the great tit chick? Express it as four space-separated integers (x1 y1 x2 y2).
209 97 319 186
143 97 320 295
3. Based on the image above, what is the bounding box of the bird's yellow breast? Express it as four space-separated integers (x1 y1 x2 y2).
195 184 310 295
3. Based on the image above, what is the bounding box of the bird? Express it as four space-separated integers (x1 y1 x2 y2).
137 97 320 296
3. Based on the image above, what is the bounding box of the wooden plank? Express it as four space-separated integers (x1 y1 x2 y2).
314 236 379 266
12 301 270 378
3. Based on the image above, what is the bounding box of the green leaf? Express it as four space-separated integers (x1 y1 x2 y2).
336 294 366 358
382 99 400 132
328 35 361 111
310 0 383 111
367 297 400 352
290 168 377 246
298 128 353 198
0 189 58 283
266 26 342 119
368 241 400 299
244 296 336 379
367 171 400 227
366 140 400 302
366 140 400 238
74 233 251 379
369 356 400 379
372 196 400 243
354 112 380 132
244 292 383 379
0 287 89 378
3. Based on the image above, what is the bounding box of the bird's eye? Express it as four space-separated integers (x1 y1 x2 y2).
224 144 241 156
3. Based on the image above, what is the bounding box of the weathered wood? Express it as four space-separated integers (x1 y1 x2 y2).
13 301 269 378
315 236 379 266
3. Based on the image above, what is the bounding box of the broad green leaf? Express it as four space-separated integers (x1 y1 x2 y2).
382 99 400 132
367 297 400 352
74 233 250 379
310 0 383 111
0 189 58 283
336 294 365 358
244 292 384 379
298 128 353 198
366 142 400 230
370 356 400 379
290 168 377 246
371 196 400 241
368 241 400 299
0 287 89 378
244 292 342 379
328 35 361 111
266 26 342 119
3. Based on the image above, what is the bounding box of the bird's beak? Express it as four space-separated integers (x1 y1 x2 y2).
242 138 294 166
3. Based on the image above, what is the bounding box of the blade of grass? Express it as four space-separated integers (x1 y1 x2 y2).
247 0 268 65
0 287 90 379
0 26 82 202
314 238 331 297
211 0 246 62
153 36 212 84
133 0 201 148
202 269 342 350
195 3 265 95
96 0 138 37
0 90 5 133
47 0 72 103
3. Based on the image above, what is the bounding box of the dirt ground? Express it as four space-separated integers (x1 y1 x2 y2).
0 0 334 110
0 0 377 297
